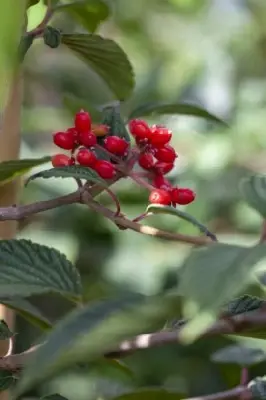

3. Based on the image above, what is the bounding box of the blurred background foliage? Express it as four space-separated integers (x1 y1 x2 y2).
12 0 266 398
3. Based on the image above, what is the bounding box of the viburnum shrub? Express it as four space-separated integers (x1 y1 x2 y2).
1 1 266 400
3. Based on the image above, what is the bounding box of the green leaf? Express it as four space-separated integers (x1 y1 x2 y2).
15 295 181 395
248 377 266 400
212 344 266 366
43 26 61 48
113 389 184 400
178 243 266 342
0 239 82 300
240 175 266 218
18 34 35 62
0 320 12 340
128 102 227 125
41 394 69 400
0 156 50 186
225 295 265 316
101 104 131 143
0 370 16 391
27 0 41 7
61 34 134 100
1 298 52 331
146 204 217 241
57 0 110 33
27 165 107 186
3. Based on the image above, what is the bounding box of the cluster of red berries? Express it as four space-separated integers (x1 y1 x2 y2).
129 119 195 206
51 109 195 206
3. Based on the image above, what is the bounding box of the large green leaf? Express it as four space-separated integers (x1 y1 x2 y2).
240 175 266 218
0 239 82 300
128 102 227 125
61 34 134 100
178 243 266 342
113 389 184 400
15 294 181 395
57 0 110 33
0 157 50 185
27 165 106 186
146 204 217 241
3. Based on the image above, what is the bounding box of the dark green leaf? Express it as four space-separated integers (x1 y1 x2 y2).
16 295 181 395
0 370 16 391
41 394 68 400
240 175 266 218
146 204 217 241
128 102 227 125
0 156 50 185
1 298 52 331
248 377 266 400
43 26 61 48
27 0 40 7
58 0 110 33
18 34 34 61
113 389 184 400
0 320 12 340
225 295 265 316
27 165 106 186
0 239 82 300
212 344 266 366
101 104 130 143
61 34 134 100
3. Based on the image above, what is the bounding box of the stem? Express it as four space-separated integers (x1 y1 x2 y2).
103 188 121 216
27 0 54 37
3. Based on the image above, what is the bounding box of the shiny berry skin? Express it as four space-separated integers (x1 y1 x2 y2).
154 161 174 175
78 131 97 147
171 187 195 205
129 119 152 140
92 124 109 137
66 127 78 137
153 174 172 191
51 154 72 167
155 145 177 163
53 131 75 150
138 153 155 170
77 148 97 167
149 189 172 205
75 109 91 133
150 125 172 147
104 136 128 156
94 160 116 179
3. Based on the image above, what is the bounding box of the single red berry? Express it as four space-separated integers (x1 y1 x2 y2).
104 136 128 156
154 161 174 175
94 160 116 179
75 109 91 133
92 124 109 137
77 148 97 167
53 131 75 150
138 152 155 170
152 174 172 191
149 189 172 205
155 144 177 163
129 119 152 140
171 187 195 205
78 131 97 147
150 125 172 147
51 154 72 167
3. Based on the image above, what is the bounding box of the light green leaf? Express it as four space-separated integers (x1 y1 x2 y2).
0 156 50 186
27 165 107 186
15 295 181 395
128 102 227 125
57 0 110 33
146 204 217 241
0 320 12 340
240 175 266 218
61 34 134 100
0 239 82 300
113 389 184 400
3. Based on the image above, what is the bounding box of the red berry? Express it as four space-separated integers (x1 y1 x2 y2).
171 187 195 205
51 154 72 167
129 119 152 140
138 153 155 170
78 131 97 147
104 136 128 156
77 148 97 167
154 161 174 175
153 174 172 191
53 131 75 150
149 189 171 205
75 109 91 133
66 127 78 137
92 124 109 137
155 145 177 163
94 160 116 179
150 125 172 147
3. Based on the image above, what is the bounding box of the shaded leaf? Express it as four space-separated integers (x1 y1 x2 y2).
0 320 12 340
212 344 266 366
16 294 181 395
240 175 266 218
0 370 16 391
18 34 34 62
61 34 134 100
41 394 68 400
226 295 265 316
248 377 266 400
146 204 217 241
0 156 50 186
128 102 227 125
58 0 110 33
43 26 61 48
0 239 81 300
27 0 40 7
101 104 131 143
113 389 184 400
27 165 106 186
